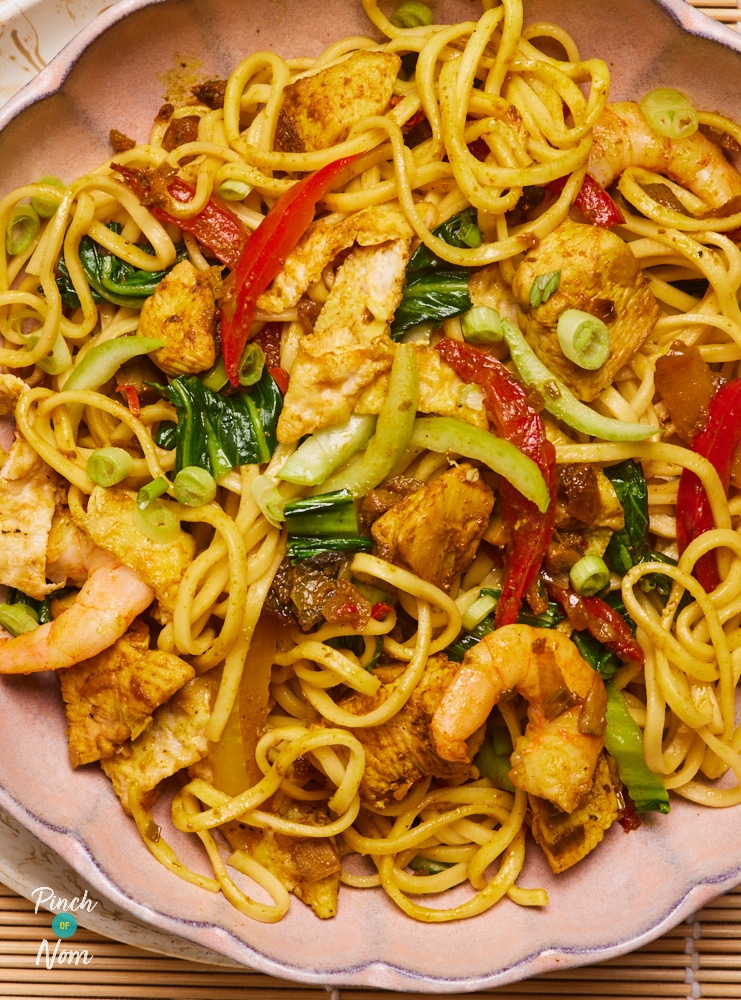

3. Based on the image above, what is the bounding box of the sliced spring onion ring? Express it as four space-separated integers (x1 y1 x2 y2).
390 0 433 28
25 331 72 376
137 476 170 509
6 204 40 256
173 466 217 506
569 553 611 596
87 447 134 487
0 603 39 636
218 178 252 201
31 176 65 218
529 270 560 309
639 87 698 139
557 308 610 370
460 306 503 345
133 499 181 543
461 589 499 631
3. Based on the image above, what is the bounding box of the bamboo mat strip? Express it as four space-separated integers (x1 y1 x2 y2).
1 1 741 998
2 885 741 998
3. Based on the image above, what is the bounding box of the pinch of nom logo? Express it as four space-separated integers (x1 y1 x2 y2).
31 885 97 969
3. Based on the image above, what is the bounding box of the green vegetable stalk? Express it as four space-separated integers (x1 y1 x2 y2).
501 319 657 441
605 683 670 814
319 344 419 497
408 416 550 513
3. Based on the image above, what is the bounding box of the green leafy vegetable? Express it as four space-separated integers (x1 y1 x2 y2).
406 208 481 273
391 209 481 338
391 269 472 339
283 489 372 560
605 682 670 813
163 367 283 479
604 460 650 574
604 459 678 599
56 223 188 308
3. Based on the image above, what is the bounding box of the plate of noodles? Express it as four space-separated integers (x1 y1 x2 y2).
1 0 740 991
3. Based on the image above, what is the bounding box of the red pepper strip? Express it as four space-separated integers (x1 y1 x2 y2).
162 178 247 268
436 339 557 627
371 601 394 621
676 378 741 591
115 383 141 416
115 166 247 268
546 173 625 228
268 366 290 396
545 579 645 663
221 153 359 385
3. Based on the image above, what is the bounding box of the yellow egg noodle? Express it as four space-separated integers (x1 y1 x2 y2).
0 0 740 925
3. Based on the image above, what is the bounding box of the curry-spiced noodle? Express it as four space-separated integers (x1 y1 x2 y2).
1 0 740 924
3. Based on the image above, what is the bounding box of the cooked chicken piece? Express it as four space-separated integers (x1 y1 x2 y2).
139 258 217 376
221 803 342 919
509 219 660 401
528 752 621 873
275 50 400 153
258 203 414 315
71 486 195 616
277 238 410 443
469 263 520 328
318 342 489 430
0 436 60 600
371 463 495 591
337 654 481 810
59 619 195 767
415 345 489 428
101 674 212 814
0 373 27 416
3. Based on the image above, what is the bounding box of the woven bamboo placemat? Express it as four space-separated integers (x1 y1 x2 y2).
1 1 741 997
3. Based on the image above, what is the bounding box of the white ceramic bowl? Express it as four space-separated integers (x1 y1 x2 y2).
1 1 740 991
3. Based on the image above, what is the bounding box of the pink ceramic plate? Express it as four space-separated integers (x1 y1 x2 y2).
0 1 740 991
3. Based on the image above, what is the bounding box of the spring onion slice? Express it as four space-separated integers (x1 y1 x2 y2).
279 415 377 486
133 499 181 544
31 176 65 218
25 331 72 376
218 179 252 201
557 309 610 370
639 88 698 139
173 466 217 506
137 476 170 509
569 553 610 596
0 603 39 636
460 306 503 345
529 270 560 309
390 0 433 28
501 319 656 441
461 589 499 631
409 416 550 513
87 447 134 487
6 204 40 256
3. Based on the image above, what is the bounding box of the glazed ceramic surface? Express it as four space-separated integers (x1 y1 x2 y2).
0 0 740 991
